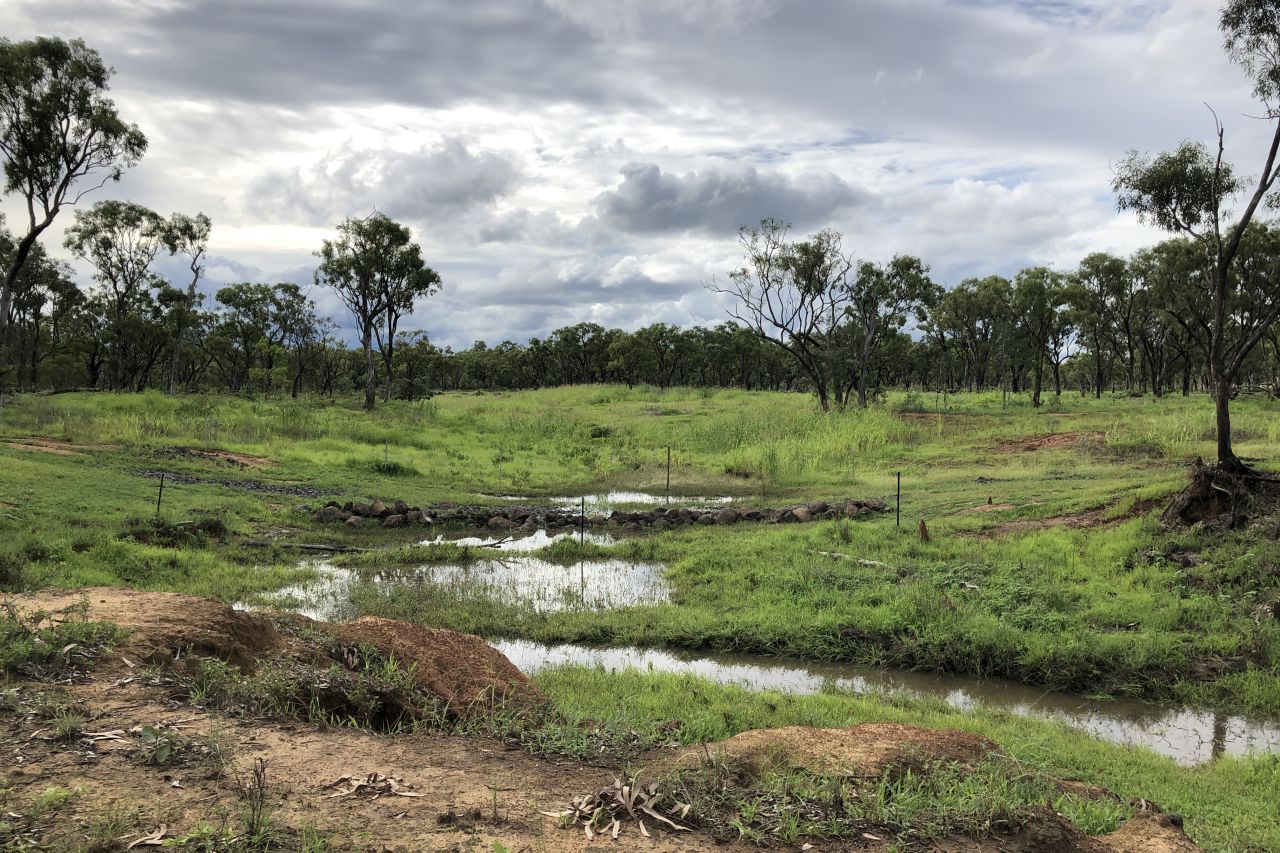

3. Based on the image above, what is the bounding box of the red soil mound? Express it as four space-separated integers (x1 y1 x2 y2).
337 615 543 712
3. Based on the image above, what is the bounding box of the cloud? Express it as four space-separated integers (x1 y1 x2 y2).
590 162 868 235
250 137 521 227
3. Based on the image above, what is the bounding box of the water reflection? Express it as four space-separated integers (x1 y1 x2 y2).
424 528 616 551
252 553 668 622
494 639 1280 766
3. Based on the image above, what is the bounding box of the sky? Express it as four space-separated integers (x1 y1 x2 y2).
1 0 1270 349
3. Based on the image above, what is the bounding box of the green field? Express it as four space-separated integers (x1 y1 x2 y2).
1 387 1279 850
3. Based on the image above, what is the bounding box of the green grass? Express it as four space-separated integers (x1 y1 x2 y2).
0 387 1277 708
0 387 1278 848
534 665 1280 852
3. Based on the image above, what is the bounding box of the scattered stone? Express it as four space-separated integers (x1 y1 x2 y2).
345 516 365 528
312 506 344 523
792 506 813 523
382 514 407 529
370 500 388 518
715 508 739 524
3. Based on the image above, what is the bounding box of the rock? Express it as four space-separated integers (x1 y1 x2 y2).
382 514 407 529
392 499 409 516
406 510 424 525
323 500 341 509
697 513 715 525
809 501 829 515
792 506 813 523
345 515 365 528
342 501 354 512
715 508 739 524
777 509 796 523
488 516 515 530
370 500 389 518
312 506 345 523
350 502 373 517
741 510 762 521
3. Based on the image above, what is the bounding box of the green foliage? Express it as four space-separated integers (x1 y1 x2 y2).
0 598 122 677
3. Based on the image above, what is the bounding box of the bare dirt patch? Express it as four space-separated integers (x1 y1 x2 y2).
186 448 275 467
962 497 1165 539
672 722 1000 779
2 437 121 456
994 431 1105 453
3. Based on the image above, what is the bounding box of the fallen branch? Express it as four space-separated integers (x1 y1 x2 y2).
811 550 893 569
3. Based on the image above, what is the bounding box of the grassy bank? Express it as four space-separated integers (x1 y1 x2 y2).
533 665 1280 853
0 387 1278 713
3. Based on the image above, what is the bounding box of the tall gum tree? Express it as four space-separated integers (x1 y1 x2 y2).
315 213 436 410
1114 0 1280 470
0 37 146 369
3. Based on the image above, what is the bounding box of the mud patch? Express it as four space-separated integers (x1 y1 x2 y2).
964 497 1164 539
994 431 1104 453
183 447 275 468
133 469 327 497
3 437 121 456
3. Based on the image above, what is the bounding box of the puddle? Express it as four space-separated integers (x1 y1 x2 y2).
424 528 616 552
249 552 668 622
549 492 733 513
494 640 1280 766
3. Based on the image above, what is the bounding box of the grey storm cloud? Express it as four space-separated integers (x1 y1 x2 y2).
591 163 867 234
4 0 1259 348
250 138 521 226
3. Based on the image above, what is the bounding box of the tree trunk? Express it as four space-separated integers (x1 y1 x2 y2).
362 324 377 411
1214 382 1236 468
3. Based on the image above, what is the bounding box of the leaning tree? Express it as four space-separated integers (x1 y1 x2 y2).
707 218 854 411
0 37 146 370
1113 0 1280 472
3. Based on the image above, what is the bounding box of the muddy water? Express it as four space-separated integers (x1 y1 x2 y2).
494 639 1280 766
424 529 616 551
255 553 668 622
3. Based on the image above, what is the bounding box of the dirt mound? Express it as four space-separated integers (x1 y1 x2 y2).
337 616 543 712
995 431 1104 453
677 722 1000 779
19 588 280 671
1099 811 1200 852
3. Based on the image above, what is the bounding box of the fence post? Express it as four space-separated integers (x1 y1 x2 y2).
666 446 671 504
580 495 585 545
896 471 901 528
156 474 166 517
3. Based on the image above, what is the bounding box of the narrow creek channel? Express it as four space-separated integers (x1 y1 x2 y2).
244 525 1280 766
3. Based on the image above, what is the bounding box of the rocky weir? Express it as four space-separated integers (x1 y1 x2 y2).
309 497 889 530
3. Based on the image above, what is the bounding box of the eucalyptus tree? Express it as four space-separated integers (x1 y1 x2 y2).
316 213 436 410
63 200 167 389
161 212 211 395
708 218 853 411
842 255 934 407
0 37 146 362
1114 0 1280 469
1011 267 1068 408
1067 253 1127 397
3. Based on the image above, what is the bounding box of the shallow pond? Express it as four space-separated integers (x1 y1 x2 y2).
495 639 1280 766
252 552 668 622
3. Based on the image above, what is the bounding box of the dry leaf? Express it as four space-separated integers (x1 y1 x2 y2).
126 825 168 848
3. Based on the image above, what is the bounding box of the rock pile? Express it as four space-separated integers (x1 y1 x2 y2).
310 498 888 530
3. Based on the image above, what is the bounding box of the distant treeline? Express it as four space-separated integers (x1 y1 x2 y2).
4 222 1280 402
